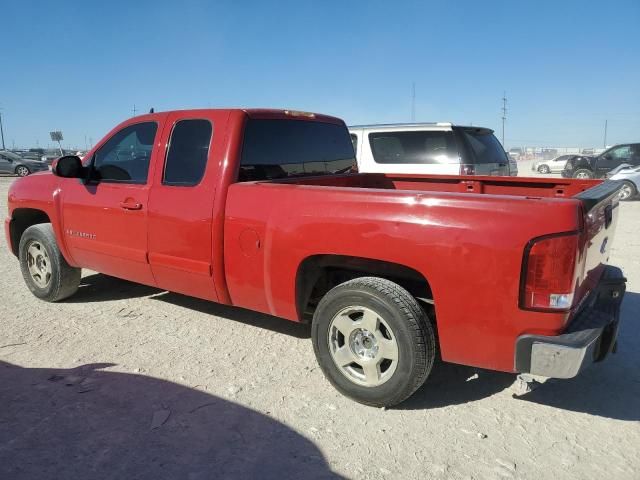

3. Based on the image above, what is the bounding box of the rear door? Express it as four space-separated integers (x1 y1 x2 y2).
147 110 228 301
456 127 510 176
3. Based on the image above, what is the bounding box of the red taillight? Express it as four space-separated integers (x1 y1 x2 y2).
521 233 579 310
460 164 475 175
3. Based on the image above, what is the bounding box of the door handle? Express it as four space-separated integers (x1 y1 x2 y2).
120 200 142 210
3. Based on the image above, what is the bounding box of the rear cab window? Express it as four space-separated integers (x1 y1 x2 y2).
368 130 459 164
239 119 355 181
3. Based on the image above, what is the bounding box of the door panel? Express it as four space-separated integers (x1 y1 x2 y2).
61 120 161 286
147 111 229 301
61 182 154 284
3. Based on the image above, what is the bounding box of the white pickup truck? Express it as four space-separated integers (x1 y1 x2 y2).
349 123 511 176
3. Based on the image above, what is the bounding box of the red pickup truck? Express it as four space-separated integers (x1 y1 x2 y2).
5 109 626 407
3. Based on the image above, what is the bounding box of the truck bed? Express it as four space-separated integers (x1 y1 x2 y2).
272 172 603 200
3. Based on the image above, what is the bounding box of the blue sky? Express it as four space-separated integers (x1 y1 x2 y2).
2 0 639 149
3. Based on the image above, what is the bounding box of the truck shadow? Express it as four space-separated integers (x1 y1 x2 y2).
511 291 640 421
397 363 516 410
66 274 311 339
0 361 342 480
151 291 312 339
67 273 161 302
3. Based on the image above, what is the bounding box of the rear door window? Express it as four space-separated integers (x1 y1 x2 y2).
239 119 355 181
163 119 213 186
368 131 459 164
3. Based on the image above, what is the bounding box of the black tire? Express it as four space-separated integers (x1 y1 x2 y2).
19 223 81 302
537 164 550 174
619 180 637 201
573 168 594 179
15 165 30 177
311 277 436 407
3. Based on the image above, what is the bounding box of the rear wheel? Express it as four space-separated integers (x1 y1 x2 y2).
19 224 81 302
311 277 436 407
15 165 30 177
619 180 637 201
537 164 550 174
573 169 594 179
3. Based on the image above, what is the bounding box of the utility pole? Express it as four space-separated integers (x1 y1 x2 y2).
603 120 608 148
0 109 5 150
132 104 137 116
411 82 416 122
501 92 507 147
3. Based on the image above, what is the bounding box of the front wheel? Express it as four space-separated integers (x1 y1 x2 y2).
311 277 436 407
573 169 594 179
15 165 30 177
537 164 550 174
19 223 81 302
619 180 637 201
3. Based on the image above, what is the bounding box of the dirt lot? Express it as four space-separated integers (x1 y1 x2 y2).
0 175 638 480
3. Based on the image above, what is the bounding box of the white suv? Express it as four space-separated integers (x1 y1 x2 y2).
348 123 510 176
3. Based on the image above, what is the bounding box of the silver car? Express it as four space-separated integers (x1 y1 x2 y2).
532 155 574 174
0 150 50 176
607 164 640 201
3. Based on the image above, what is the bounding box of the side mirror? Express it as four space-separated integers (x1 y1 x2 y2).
52 155 84 178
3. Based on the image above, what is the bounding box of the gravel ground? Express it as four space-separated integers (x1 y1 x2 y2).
0 174 638 480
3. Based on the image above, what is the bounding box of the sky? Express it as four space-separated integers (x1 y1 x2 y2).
1 0 639 150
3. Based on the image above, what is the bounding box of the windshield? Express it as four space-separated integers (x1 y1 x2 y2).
239 119 355 181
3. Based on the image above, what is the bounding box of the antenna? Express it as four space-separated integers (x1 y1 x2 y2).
501 92 507 146
132 104 137 116
149 107 155 114
411 82 416 122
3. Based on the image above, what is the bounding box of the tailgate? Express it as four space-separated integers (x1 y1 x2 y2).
574 180 622 300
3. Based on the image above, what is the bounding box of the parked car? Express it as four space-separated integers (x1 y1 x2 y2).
607 164 640 201
562 143 640 179
508 154 518 176
349 123 510 176
5 108 626 407
532 154 575 174
0 150 49 176
508 147 523 160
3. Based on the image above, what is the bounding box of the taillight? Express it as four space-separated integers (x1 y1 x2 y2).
460 164 475 175
521 233 579 310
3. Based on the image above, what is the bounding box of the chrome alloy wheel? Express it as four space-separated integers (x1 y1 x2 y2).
619 183 634 200
575 171 591 179
26 240 52 288
327 306 399 387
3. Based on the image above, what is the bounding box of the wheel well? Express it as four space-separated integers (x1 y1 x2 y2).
8 208 51 256
296 255 433 322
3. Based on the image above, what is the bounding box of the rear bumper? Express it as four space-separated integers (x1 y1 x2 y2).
515 266 626 378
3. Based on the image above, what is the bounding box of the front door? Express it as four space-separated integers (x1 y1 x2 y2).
0 153 14 173
60 120 161 286
147 111 226 301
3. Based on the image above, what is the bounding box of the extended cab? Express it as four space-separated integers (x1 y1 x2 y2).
5 109 626 407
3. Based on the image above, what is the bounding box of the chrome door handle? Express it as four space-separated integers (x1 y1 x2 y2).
120 201 142 210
